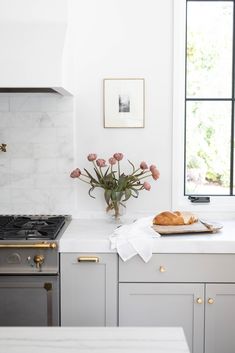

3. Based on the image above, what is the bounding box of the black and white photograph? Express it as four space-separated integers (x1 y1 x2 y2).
103 78 145 128
119 94 130 113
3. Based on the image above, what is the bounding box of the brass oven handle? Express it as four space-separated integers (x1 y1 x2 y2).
77 256 100 263
0 243 57 249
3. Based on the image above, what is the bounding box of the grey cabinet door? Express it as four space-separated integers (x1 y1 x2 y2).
205 284 235 353
61 253 118 326
119 283 204 353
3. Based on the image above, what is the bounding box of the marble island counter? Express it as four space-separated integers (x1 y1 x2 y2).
59 218 235 253
0 327 190 353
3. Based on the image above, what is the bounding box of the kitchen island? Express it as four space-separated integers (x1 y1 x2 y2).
0 327 189 353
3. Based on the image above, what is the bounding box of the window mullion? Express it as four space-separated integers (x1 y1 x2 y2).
230 0 235 195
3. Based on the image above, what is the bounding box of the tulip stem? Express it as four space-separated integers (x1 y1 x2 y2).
132 167 141 175
92 161 100 175
99 167 104 178
81 173 90 178
137 173 152 180
79 178 92 185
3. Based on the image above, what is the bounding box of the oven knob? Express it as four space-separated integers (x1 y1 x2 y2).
34 255 45 269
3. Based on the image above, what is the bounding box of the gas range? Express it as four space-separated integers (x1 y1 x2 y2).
0 215 67 240
0 215 71 274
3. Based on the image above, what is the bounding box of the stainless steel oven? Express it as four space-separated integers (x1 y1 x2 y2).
0 215 70 326
0 275 59 326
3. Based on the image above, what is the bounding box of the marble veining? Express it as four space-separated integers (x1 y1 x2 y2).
0 327 190 353
0 94 74 214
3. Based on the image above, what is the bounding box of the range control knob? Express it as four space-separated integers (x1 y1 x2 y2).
34 255 45 269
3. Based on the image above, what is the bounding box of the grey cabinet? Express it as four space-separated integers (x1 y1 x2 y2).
61 253 118 326
205 284 235 353
119 283 204 353
119 254 235 353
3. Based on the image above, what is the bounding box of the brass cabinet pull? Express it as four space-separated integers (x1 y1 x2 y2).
159 265 166 273
196 297 203 304
77 256 99 263
0 243 56 249
208 298 214 304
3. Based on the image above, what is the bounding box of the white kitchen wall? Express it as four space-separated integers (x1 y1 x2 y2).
0 94 74 214
0 0 173 217
65 0 173 217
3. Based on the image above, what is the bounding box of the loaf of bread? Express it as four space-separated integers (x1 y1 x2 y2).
153 211 198 226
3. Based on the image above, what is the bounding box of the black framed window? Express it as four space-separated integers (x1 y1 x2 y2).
185 0 235 196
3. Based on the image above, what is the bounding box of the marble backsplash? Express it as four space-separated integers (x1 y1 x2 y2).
0 94 75 215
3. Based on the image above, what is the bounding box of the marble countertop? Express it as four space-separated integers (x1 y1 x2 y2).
59 218 235 253
0 327 189 353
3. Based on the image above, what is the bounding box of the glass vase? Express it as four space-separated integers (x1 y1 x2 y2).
105 191 126 223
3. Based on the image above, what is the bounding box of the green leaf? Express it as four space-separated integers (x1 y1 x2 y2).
104 166 110 177
128 159 135 173
123 188 132 202
111 190 117 201
88 186 96 199
131 188 139 198
117 173 130 191
84 168 98 184
94 169 102 183
111 191 123 201
104 189 112 205
134 171 145 178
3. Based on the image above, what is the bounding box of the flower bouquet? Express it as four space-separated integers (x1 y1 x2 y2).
70 153 160 219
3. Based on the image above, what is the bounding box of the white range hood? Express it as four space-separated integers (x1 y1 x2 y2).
0 0 72 95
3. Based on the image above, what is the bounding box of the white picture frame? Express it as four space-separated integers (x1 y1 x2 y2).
103 78 145 128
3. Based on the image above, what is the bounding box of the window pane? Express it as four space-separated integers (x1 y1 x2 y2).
185 101 231 195
187 1 233 98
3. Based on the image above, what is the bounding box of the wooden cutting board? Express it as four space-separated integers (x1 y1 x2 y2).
152 221 223 235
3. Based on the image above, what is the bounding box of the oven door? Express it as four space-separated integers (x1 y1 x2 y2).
0 275 59 326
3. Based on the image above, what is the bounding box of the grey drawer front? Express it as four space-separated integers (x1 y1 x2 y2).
119 254 235 282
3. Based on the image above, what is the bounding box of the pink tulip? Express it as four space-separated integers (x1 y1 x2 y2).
87 153 97 161
140 161 148 170
150 164 157 173
152 168 160 180
109 157 117 165
143 181 151 191
70 168 81 178
96 159 106 167
113 153 124 161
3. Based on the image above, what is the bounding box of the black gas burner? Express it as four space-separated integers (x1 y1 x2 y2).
0 216 14 228
23 221 49 229
0 215 66 240
1 229 49 240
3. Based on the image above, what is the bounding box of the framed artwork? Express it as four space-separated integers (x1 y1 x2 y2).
103 78 145 128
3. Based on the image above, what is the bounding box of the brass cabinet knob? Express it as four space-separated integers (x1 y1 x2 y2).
196 297 203 304
159 265 166 273
34 255 45 269
208 298 214 304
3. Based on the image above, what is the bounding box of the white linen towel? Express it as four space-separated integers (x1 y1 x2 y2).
109 217 160 263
